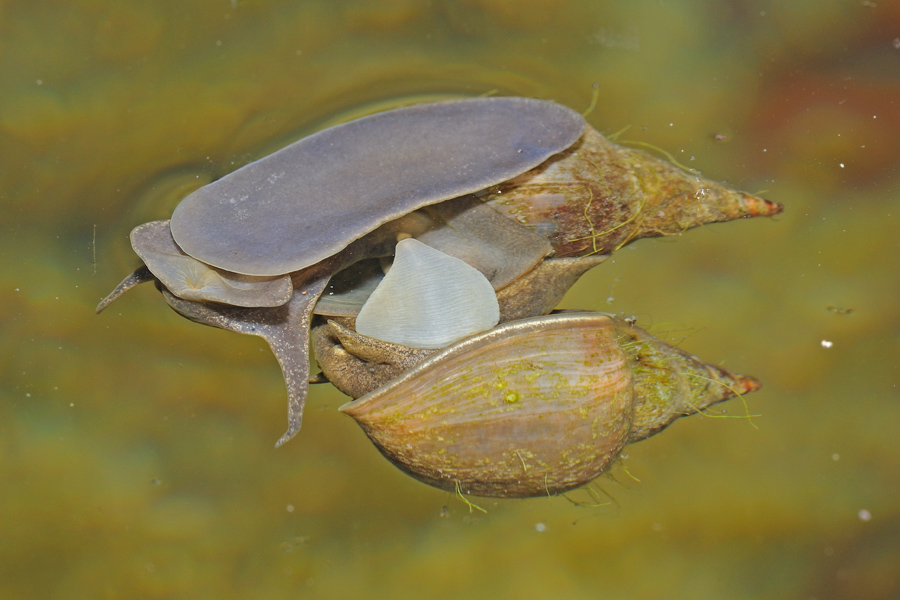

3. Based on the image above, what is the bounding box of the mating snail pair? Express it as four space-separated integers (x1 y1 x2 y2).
99 97 779 498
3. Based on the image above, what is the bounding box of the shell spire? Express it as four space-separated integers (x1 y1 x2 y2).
612 318 762 444
485 126 783 258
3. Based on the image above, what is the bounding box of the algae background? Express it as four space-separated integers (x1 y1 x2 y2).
2 0 898 598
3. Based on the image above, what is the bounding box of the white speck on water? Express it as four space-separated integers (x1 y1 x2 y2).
535 522 547 532
821 340 833 348
832 453 840 461
36 79 43 85
858 509 872 522
839 163 845 168
286 504 294 513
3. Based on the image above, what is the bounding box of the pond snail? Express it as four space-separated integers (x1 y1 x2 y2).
98 96 779 497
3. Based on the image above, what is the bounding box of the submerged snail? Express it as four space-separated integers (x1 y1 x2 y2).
99 96 779 497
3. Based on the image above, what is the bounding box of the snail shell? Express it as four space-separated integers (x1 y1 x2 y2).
340 312 633 498
339 312 760 498
485 125 783 258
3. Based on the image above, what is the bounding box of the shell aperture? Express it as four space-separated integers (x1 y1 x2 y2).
415 195 550 290
355 238 500 349
312 195 551 316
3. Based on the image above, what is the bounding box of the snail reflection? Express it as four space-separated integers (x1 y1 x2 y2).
98 97 780 498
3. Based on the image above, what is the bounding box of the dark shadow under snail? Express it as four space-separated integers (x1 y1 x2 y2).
98 97 780 498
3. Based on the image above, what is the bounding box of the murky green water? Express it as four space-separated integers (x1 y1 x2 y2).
2 1 898 598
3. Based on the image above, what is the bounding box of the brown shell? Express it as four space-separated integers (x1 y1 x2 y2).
485 125 782 258
339 313 633 498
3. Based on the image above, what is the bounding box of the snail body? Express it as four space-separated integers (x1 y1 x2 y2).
170 97 582 277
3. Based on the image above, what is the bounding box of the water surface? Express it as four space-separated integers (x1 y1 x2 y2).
2 1 898 598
